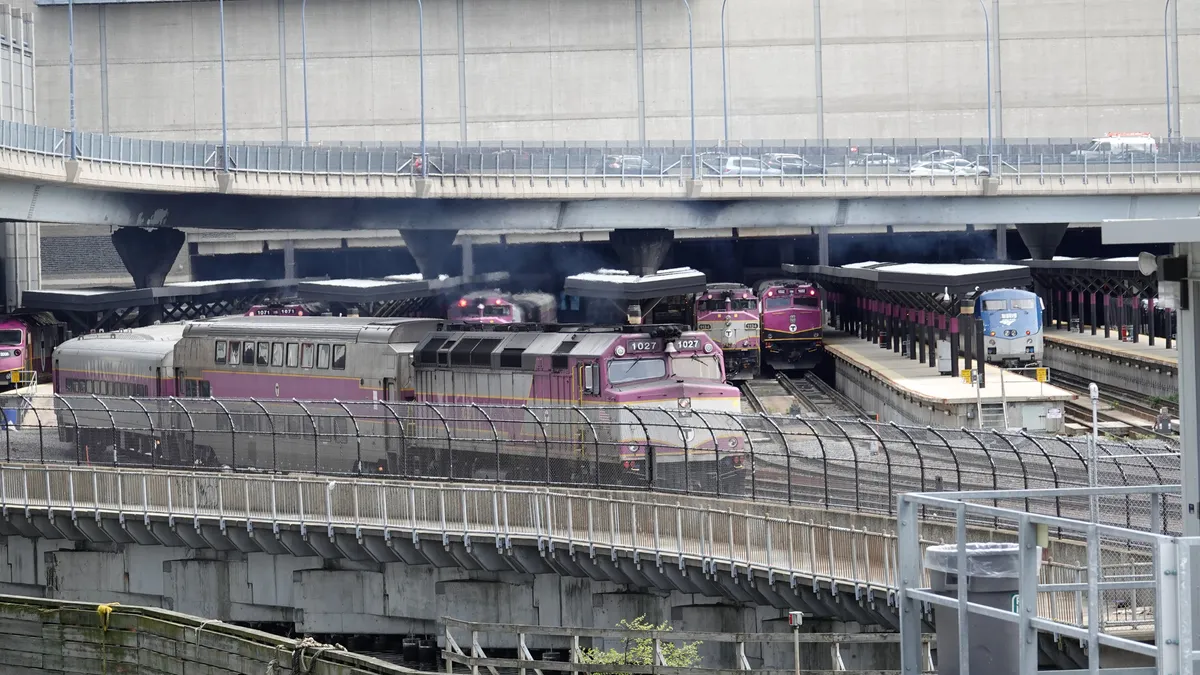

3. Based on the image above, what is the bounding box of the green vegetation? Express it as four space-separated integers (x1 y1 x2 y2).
577 616 703 674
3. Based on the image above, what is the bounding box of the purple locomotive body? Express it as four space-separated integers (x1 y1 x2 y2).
0 313 64 391
756 279 824 371
51 317 745 492
447 291 557 325
693 283 760 380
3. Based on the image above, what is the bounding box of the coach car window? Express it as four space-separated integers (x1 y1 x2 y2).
286 343 299 368
229 341 241 365
185 379 198 397
257 342 270 366
607 357 666 384
301 343 315 368
242 342 256 366
271 342 284 367
215 341 227 364
332 344 347 370
317 344 331 369
199 380 211 398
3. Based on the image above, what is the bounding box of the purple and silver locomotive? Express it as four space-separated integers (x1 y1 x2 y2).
694 283 760 380
756 279 823 371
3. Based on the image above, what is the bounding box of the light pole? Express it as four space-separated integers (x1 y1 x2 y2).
301 0 310 145
720 0 730 146
67 0 76 158
973 0 993 174
417 0 426 177
218 0 229 172
1163 0 1173 141
681 0 696 180
1088 382 1099 523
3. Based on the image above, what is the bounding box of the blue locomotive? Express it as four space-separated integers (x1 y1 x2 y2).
977 288 1043 366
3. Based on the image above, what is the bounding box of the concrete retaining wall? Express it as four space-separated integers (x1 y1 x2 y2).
0 593 419 674
1043 340 1177 402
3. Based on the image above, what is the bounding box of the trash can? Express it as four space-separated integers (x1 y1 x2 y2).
925 542 1032 675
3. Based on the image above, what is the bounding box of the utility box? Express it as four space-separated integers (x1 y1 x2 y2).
937 340 952 375
925 542 1031 675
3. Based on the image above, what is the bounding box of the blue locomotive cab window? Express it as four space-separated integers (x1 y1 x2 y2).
229 341 241 365
1011 298 1037 310
214 341 227 364
332 345 347 370
607 358 666 384
317 344 331 369
983 300 1007 311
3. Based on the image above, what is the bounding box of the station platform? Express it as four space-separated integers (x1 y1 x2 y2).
825 331 1075 432
1043 328 1177 401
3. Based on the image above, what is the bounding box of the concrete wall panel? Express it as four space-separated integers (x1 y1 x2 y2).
26 0 1200 142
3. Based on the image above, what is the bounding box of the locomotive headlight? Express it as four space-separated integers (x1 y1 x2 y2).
988 339 996 346
628 444 639 453
1026 338 1033 344
704 343 714 353
677 397 692 410
615 345 626 356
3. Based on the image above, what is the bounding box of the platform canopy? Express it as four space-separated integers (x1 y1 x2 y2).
786 262 1031 305
297 272 509 304
23 278 311 333
563 267 707 301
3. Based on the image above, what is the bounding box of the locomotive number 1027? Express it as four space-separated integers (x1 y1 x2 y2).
675 338 702 350
627 340 661 352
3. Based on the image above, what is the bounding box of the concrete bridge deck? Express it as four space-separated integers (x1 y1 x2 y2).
0 462 1163 640
0 122 1197 229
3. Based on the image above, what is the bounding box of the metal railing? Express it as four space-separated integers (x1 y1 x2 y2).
0 120 1197 182
3 394 1180 528
897 485 1191 675
441 616 936 675
0 461 1162 630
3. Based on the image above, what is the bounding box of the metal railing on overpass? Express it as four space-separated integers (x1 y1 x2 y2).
0 461 1163 637
4 394 1180 530
2 120 1200 181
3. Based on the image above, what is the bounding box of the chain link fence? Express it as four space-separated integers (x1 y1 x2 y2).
0 394 1177 527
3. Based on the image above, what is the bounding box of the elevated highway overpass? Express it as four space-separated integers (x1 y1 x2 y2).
1 121 1200 284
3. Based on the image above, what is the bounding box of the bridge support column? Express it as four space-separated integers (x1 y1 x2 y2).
995 224 1008 260
401 229 459 278
111 227 185 289
1 220 40 311
1015 223 1068 260
283 239 296 280
461 236 475 278
818 226 831 266
609 229 673 276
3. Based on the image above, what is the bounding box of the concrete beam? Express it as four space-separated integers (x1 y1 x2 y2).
609 228 673 275
2 175 1198 231
110 227 185 288
1015 223 1069 260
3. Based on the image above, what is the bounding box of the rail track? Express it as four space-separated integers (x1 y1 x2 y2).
740 373 869 420
1052 373 1177 442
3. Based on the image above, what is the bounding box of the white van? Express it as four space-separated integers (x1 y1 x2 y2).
1071 132 1158 161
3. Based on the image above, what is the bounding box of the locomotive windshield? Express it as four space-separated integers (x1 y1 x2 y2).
607 357 666 384
0 329 21 345
697 297 755 312
480 305 510 316
764 296 818 310
1011 298 1037 310
672 355 722 380
983 300 1008 311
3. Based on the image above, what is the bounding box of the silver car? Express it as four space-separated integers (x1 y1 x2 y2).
715 157 783 176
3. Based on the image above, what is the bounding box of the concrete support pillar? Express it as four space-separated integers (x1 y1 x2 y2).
1 220 39 311
1015 223 1068 260
461 236 474 278
995 224 1008 260
609 228 674 276
817 226 831 266
400 229 459 279
283 239 296 281
111 227 185 289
